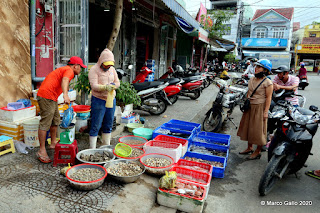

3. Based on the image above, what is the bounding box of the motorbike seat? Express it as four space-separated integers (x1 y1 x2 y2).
296 107 315 116
158 78 181 85
182 76 200 83
132 81 164 91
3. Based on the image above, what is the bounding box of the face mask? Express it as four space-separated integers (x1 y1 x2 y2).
101 64 111 72
255 72 265 78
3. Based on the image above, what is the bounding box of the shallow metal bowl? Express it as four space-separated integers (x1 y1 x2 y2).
104 159 145 183
76 149 115 165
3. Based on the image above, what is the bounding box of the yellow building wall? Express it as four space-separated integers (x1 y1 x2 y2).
304 24 320 37
0 1 31 107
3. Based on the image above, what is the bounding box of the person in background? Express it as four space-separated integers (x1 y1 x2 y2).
272 65 299 107
243 58 257 79
220 66 231 80
222 60 227 69
297 62 307 79
36 56 87 163
237 59 273 160
88 48 120 149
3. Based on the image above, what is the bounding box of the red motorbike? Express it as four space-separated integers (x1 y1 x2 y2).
161 66 204 100
133 66 182 105
133 66 153 83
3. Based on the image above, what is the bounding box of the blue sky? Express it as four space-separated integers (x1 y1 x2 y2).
185 0 320 27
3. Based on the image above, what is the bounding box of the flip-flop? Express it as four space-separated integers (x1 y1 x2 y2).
305 170 320 180
36 152 52 164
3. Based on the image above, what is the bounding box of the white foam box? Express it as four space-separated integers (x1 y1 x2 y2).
157 183 206 213
143 141 182 163
0 106 36 122
57 90 77 104
0 117 39 141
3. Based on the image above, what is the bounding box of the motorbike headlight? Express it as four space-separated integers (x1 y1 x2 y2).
290 108 309 125
271 109 285 118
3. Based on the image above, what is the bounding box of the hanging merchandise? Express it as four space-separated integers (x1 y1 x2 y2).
61 104 74 128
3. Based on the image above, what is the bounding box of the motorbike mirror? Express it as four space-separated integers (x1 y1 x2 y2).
128 65 133 70
309 105 319 112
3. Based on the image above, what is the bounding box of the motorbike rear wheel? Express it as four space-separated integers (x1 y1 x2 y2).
258 155 287 196
202 110 223 132
149 98 167 115
190 89 201 100
168 94 178 104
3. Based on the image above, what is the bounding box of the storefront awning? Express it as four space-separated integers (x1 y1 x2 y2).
209 46 227 52
175 16 197 34
243 50 289 56
160 0 200 30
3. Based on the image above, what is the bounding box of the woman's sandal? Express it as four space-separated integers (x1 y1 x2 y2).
36 152 52 164
305 170 320 180
246 153 261 160
239 149 253 155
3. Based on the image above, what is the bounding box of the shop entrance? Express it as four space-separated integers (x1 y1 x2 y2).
136 22 154 72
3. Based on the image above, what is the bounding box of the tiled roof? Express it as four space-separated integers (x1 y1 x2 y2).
252 8 294 21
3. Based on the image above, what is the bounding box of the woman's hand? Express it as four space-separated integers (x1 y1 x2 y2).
263 111 268 121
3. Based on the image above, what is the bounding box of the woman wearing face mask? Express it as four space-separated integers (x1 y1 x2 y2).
88 48 120 149
237 59 273 160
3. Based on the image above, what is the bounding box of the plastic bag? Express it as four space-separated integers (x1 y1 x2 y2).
61 104 74 128
17 99 31 108
159 171 177 189
14 140 33 154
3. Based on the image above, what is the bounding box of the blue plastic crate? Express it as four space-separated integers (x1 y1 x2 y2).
191 131 231 148
188 141 229 165
152 126 194 141
162 123 199 132
167 119 201 130
183 151 226 178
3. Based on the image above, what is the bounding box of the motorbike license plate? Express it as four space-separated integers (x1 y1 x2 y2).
301 79 307 82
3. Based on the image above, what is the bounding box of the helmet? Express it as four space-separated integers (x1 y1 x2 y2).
300 62 305 66
246 60 251 64
274 65 289 73
256 59 272 71
251 58 258 62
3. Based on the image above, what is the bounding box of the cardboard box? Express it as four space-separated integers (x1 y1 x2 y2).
0 106 36 122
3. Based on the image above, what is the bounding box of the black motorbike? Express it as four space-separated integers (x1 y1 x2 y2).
202 82 247 132
259 100 319 196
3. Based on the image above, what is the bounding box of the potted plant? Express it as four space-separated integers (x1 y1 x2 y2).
115 81 141 111
71 71 91 105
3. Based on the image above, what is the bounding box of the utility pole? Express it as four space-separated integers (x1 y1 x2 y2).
237 1 244 60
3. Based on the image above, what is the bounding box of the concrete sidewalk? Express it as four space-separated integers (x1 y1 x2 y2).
0 84 218 213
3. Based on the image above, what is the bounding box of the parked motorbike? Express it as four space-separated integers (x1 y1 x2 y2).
202 81 247 132
132 66 153 83
132 81 170 115
298 75 309 90
158 78 183 104
259 100 319 196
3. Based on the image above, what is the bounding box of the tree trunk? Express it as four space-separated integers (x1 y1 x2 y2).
107 0 123 51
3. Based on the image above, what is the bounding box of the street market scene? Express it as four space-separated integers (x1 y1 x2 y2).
0 0 320 212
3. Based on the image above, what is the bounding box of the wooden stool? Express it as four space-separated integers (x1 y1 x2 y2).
0 135 15 156
53 139 78 167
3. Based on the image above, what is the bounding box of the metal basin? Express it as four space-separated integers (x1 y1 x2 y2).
76 149 115 165
104 159 145 183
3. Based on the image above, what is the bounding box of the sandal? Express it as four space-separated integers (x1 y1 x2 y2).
305 170 320 180
36 152 52 164
239 149 253 155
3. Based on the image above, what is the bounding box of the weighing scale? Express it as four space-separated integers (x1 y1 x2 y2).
59 123 75 144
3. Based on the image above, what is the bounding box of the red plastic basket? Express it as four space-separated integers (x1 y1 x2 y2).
113 147 145 160
170 166 211 186
144 140 181 149
158 179 206 201
176 159 213 175
153 135 188 147
72 105 91 113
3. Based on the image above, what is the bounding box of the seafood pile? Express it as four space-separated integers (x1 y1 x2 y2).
176 174 207 184
122 139 145 146
189 145 227 157
69 168 104 182
156 129 190 139
144 157 171 168
185 157 223 168
80 151 112 162
129 148 144 158
107 162 143 176
177 165 209 174
193 137 226 146
166 181 204 199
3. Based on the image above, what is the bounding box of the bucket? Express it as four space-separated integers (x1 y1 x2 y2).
22 119 40 147
75 118 88 132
